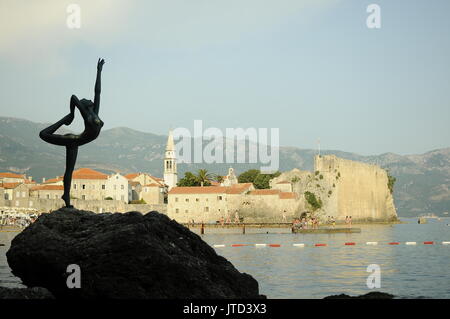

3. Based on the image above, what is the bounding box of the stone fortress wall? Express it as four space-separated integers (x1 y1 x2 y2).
271 155 398 222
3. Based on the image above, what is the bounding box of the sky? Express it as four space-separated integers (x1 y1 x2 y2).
0 0 449 156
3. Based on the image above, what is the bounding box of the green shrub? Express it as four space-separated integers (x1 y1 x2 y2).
304 191 322 212
291 176 300 183
387 172 396 194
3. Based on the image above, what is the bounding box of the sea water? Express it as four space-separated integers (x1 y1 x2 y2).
1 218 449 298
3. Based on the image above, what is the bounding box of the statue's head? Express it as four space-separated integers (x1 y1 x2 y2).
80 98 94 108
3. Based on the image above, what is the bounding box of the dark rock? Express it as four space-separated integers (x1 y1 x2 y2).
0 287 54 299
324 291 394 299
7 208 265 299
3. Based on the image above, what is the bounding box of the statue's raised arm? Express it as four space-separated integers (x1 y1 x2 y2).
93 58 105 115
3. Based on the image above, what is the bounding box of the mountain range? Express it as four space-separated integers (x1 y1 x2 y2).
1 116 449 217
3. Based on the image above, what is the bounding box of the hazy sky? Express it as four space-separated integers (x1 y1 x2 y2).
0 0 449 155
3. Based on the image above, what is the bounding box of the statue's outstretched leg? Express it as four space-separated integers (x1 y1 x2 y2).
62 146 78 208
39 113 74 146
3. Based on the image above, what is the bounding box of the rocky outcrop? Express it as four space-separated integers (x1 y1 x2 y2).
324 292 394 299
6 208 265 299
0 287 54 299
272 155 398 222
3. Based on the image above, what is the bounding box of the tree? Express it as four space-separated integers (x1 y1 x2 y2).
196 169 213 187
177 172 201 187
238 169 260 184
253 171 281 189
215 174 224 184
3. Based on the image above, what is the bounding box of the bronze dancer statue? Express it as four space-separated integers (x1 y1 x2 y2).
39 58 105 208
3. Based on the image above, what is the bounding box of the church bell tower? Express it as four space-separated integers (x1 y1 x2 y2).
163 130 177 190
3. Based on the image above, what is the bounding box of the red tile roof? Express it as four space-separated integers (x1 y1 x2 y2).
226 183 253 194
169 183 253 195
0 172 25 179
169 186 227 194
125 173 164 185
44 177 63 184
249 189 281 196
72 168 108 180
125 173 140 180
279 192 297 199
0 182 21 189
31 185 64 191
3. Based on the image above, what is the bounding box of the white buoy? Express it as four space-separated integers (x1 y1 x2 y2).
366 242 378 245
213 244 225 248
405 242 417 245
293 243 305 247
255 244 267 247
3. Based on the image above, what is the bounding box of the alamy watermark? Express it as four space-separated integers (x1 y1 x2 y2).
173 120 280 173
367 4 381 29
66 4 81 29
366 264 381 289
66 264 81 289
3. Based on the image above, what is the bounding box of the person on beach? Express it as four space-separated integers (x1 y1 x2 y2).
39 58 105 208
348 216 352 228
234 210 240 224
282 210 287 222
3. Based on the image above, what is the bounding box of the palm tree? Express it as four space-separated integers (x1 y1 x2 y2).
196 169 213 187
216 175 224 184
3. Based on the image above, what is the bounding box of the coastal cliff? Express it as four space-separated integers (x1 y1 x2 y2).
272 155 398 222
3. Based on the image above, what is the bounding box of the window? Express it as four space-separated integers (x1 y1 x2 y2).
29 201 33 207
185 209 188 213
82 195 86 200
121 185 124 190
46 194 50 199
196 198 199 202
175 197 178 202
218 196 223 200
82 184 86 190
175 208 179 214
185 198 189 202
22 191 26 198
102 185 105 190
204 207 209 212
74 184 77 189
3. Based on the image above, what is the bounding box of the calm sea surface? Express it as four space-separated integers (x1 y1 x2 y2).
1 217 449 298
